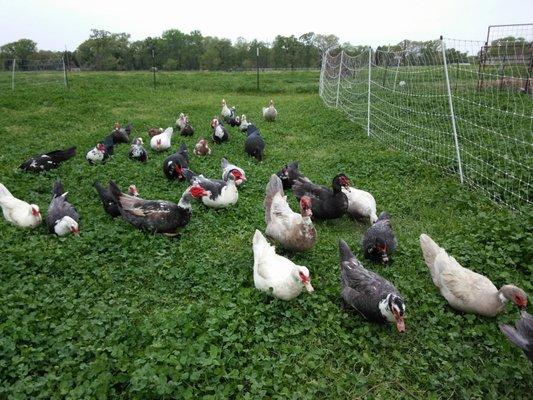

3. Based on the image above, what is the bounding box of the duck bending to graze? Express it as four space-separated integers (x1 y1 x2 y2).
420 234 527 316
339 240 406 332
264 174 316 251
362 211 397 263
252 229 314 300
0 183 41 228
163 143 189 181
45 180 80 236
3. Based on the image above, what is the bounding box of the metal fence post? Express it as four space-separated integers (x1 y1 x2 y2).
367 47 372 137
11 59 16 91
335 50 343 107
441 36 464 184
62 56 68 87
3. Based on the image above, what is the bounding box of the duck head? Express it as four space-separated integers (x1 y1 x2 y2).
174 163 185 179
499 285 528 310
55 216 79 236
230 169 246 185
211 117 219 128
332 173 350 192
127 184 139 197
133 137 143 145
368 238 390 263
299 196 312 218
189 185 211 199
293 266 314 293
30 205 41 219
379 294 406 332
97 143 106 153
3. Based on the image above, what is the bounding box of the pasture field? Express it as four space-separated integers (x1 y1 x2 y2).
0 71 531 399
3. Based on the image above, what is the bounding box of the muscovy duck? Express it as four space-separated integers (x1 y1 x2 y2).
227 110 240 127
500 310 533 361
244 124 265 161
19 146 76 172
86 143 110 164
211 118 229 144
292 173 349 219
342 185 378 223
420 234 527 316
262 99 277 121
239 114 250 132
111 122 131 144
193 138 211 156
221 158 246 186
276 162 310 190
362 211 397 263
0 183 42 228
180 121 194 136
150 127 173 151
128 138 147 162
148 127 163 137
221 99 232 122
45 180 79 236
264 174 316 251
175 113 187 130
94 181 139 218
339 240 406 332
253 229 314 300
109 180 209 235
163 143 189 181
184 170 238 209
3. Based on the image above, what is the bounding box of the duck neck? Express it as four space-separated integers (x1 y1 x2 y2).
378 294 395 323
178 193 192 210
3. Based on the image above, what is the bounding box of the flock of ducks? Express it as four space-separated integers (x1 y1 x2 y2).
0 97 531 362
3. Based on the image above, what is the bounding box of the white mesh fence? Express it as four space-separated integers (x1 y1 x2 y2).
1 58 67 90
319 36 533 210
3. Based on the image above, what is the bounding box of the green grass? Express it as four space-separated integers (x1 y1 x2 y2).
0 71 531 399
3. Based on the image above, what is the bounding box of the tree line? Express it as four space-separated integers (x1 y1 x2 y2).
1 31 529 71
0 30 341 71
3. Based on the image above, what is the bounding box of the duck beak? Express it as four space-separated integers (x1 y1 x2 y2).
304 282 314 293
395 316 406 333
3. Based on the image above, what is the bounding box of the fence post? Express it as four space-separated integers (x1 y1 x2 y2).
335 50 343 107
11 59 16 91
441 36 464 184
62 56 68 87
367 47 372 137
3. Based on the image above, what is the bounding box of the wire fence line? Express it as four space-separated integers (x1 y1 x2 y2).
319 37 533 210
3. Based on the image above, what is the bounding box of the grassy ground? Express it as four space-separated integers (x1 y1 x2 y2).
0 71 531 399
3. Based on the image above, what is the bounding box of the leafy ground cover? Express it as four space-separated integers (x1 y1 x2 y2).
0 71 531 399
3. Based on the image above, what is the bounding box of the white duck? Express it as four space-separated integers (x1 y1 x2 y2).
221 99 231 120
252 230 314 300
420 234 528 316
264 175 316 251
0 183 42 228
185 171 238 209
150 127 173 151
342 185 378 224
86 143 108 164
240 114 250 132
175 113 187 130
262 100 277 121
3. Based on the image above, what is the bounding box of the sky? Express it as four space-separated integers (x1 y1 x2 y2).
1 0 532 51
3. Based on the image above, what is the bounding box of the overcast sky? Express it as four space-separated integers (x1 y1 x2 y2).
1 0 532 50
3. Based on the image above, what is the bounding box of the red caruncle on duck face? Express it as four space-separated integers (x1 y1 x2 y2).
189 185 208 198
299 196 312 217
231 169 245 184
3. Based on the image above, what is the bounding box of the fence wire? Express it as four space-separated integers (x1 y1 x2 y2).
319 37 533 210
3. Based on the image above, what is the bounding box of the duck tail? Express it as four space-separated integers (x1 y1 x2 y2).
264 175 283 224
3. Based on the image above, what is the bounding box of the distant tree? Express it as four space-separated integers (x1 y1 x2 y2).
314 34 340 55
0 39 37 59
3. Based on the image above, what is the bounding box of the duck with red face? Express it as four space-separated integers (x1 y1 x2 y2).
86 142 109 164
221 158 246 186
363 212 397 264
163 143 189 181
340 239 407 333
